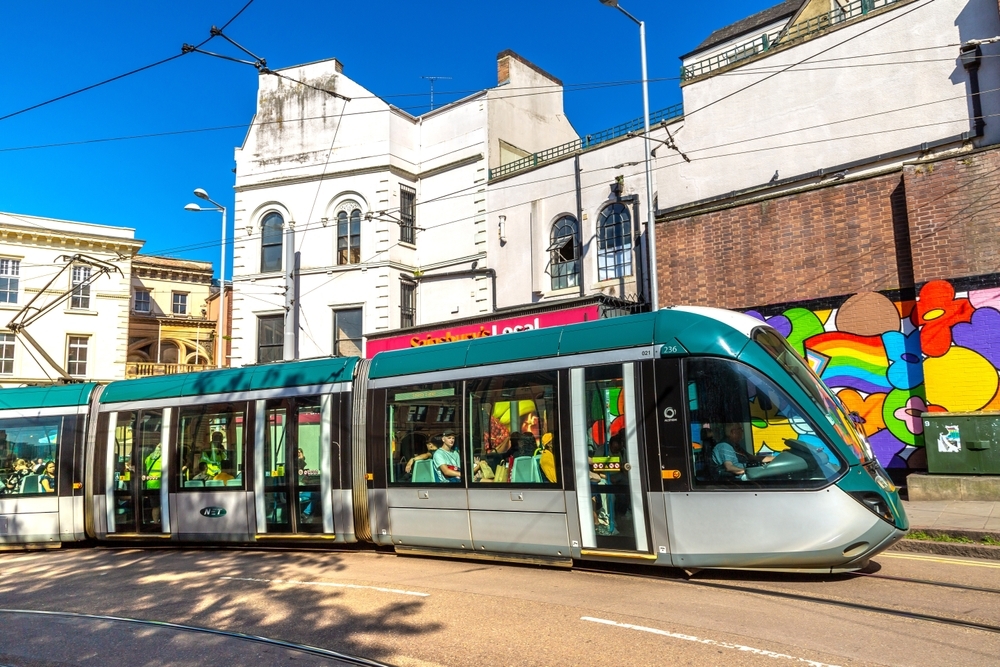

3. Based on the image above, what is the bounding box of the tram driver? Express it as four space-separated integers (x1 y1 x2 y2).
713 423 774 480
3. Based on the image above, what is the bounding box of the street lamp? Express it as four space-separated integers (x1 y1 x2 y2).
600 0 658 311
184 189 227 369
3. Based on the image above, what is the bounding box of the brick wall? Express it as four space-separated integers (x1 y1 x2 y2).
904 148 1000 284
656 173 910 309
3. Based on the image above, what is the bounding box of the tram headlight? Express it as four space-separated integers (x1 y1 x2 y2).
848 491 895 523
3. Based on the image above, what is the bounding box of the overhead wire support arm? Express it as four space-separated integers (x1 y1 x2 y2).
183 27 351 102
6 253 125 382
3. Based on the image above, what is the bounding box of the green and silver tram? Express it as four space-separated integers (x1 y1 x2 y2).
0 306 906 571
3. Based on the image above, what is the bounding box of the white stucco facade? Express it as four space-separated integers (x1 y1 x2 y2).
0 212 142 386
230 52 578 366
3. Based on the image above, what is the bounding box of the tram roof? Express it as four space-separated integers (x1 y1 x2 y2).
368 307 757 379
99 356 358 404
0 382 97 410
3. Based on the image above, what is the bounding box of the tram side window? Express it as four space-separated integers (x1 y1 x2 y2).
178 403 246 489
0 416 63 496
468 372 559 485
685 358 844 489
387 383 462 485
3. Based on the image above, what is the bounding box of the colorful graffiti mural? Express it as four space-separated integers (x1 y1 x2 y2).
747 280 1000 472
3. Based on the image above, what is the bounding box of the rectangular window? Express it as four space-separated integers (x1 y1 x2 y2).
333 308 363 357
71 266 91 310
0 333 14 374
134 290 151 313
399 185 416 245
0 416 65 496
257 314 284 364
67 336 88 376
468 372 559 486
0 259 20 304
172 292 188 315
400 281 416 329
387 383 462 485
177 402 246 490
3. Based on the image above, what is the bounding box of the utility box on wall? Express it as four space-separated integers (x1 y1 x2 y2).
923 412 1000 475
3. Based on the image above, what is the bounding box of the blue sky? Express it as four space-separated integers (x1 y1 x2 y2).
0 0 775 275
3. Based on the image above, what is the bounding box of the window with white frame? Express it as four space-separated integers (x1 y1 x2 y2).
67 336 89 376
172 292 188 315
333 308 363 357
70 266 91 309
260 212 284 273
597 203 633 280
336 201 362 265
550 216 580 290
0 259 20 304
400 281 416 328
0 333 14 374
134 290 151 313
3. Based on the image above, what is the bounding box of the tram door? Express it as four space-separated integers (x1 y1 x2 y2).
261 397 325 534
570 363 650 554
110 410 164 534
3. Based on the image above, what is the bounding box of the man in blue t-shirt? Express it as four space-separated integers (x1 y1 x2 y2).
431 431 462 483
712 423 773 479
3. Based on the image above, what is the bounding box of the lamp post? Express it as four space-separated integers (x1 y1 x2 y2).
184 189 227 369
600 0 658 311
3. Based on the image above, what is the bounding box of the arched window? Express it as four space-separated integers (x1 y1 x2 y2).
597 203 632 280
336 202 362 265
260 212 284 273
550 216 579 290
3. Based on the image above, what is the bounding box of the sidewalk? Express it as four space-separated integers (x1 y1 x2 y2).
893 500 1000 560
902 499 1000 532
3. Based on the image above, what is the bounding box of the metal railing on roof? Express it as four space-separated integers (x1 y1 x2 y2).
681 0 904 82
488 103 684 180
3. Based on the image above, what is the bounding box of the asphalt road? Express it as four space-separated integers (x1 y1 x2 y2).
0 546 998 667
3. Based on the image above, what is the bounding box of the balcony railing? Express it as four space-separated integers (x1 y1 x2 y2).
488 103 684 180
681 0 905 82
126 362 212 379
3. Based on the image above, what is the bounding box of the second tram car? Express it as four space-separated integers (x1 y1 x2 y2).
0 307 906 571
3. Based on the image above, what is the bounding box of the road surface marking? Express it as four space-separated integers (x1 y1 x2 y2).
581 617 840 667
882 552 1000 569
222 575 429 597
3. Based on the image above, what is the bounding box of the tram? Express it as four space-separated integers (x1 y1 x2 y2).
0 306 906 571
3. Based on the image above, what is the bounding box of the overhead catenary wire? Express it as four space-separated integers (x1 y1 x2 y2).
0 0 258 124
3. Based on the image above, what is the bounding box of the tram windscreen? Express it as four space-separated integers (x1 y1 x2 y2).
753 327 873 463
0 416 66 495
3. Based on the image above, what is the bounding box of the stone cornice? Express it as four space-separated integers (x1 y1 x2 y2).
0 224 143 254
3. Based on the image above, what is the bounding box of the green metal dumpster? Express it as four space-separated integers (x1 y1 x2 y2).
923 411 1000 474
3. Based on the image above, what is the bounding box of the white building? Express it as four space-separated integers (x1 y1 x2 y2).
230 51 579 364
481 0 1000 302
0 212 142 386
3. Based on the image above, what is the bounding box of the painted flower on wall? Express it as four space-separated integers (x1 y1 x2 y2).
911 280 974 357
952 306 1000 369
883 329 924 390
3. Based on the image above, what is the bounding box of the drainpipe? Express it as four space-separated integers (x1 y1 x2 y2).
414 268 497 312
961 44 986 138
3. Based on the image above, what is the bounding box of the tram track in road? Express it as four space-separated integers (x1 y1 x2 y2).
573 563 1000 636
0 608 393 667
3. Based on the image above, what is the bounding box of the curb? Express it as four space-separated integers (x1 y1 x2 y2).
888 528 1000 561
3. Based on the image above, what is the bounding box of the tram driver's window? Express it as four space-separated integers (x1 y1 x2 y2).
387 383 462 485
177 403 246 489
468 372 559 485
686 358 844 489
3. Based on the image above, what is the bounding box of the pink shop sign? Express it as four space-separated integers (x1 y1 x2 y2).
365 305 601 357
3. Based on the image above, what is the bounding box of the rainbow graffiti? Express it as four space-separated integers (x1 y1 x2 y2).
747 279 1000 472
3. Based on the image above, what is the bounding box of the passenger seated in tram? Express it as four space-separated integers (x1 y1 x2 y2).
538 433 557 483
39 460 56 493
431 430 461 483
2 459 30 495
402 433 435 479
214 459 236 484
191 462 213 481
712 423 774 480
